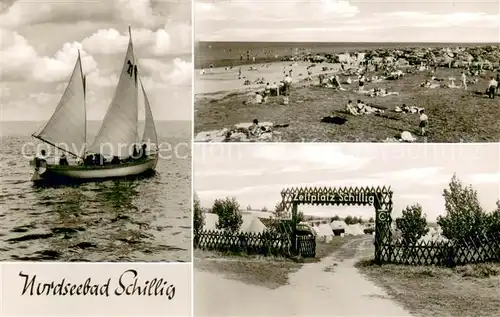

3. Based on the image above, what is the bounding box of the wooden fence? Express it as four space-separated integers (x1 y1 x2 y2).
378 233 500 266
297 235 316 258
194 230 316 258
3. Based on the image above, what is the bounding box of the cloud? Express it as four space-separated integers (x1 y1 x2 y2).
195 0 359 23
0 0 162 29
1 29 97 82
139 58 192 87
375 11 500 28
467 172 500 184
250 144 371 171
194 0 499 42
373 167 444 182
81 24 191 56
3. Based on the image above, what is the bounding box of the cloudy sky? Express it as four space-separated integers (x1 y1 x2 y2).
195 0 500 42
194 144 499 221
1 0 192 122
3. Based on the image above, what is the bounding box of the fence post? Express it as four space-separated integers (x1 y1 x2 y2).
291 203 298 255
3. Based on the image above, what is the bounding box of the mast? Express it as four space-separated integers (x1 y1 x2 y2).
79 50 87 155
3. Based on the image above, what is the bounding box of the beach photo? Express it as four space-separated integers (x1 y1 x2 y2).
193 143 500 317
194 0 500 142
0 0 192 262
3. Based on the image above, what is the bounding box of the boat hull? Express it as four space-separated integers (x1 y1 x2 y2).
31 156 158 183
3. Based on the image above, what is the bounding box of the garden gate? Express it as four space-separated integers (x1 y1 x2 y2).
280 186 394 262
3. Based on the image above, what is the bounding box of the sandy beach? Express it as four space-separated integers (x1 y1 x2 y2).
194 61 340 95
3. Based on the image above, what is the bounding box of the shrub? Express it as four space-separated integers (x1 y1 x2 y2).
213 197 243 232
273 201 287 219
193 192 205 236
485 201 500 235
395 203 429 244
437 174 488 244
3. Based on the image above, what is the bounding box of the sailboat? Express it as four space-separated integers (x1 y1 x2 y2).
30 27 158 182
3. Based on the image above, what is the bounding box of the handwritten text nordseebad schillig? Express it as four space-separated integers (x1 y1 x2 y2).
18 269 175 298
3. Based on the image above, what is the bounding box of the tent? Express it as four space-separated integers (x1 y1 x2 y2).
203 213 221 231
239 214 267 234
311 224 321 236
330 220 350 236
317 223 334 242
347 224 365 236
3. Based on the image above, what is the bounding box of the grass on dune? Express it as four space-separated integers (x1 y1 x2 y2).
357 259 500 317
195 68 500 142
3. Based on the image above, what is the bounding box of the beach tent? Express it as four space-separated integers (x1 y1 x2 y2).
316 223 334 242
330 220 350 236
203 213 221 231
239 214 267 234
347 224 365 236
311 224 321 236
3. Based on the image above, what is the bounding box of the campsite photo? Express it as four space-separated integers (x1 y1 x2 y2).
194 0 500 143
193 143 500 317
0 0 192 262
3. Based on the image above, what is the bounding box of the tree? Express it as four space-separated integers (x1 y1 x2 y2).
485 200 500 235
193 192 205 236
330 215 340 222
273 201 287 219
395 204 429 244
344 215 354 225
212 197 243 232
437 174 488 243
261 207 268 212
246 204 252 211
368 217 375 223
295 211 305 223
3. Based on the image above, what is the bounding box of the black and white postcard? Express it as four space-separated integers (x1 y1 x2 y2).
0 0 192 263
194 142 499 316
194 0 500 143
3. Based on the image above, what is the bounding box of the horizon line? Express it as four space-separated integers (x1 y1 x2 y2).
0 119 191 122
194 40 500 44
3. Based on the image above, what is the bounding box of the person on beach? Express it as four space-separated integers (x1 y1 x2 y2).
487 77 498 99
346 100 359 115
496 72 500 94
461 72 467 90
358 74 366 92
238 67 242 79
263 83 271 103
254 92 263 104
249 119 261 136
270 82 279 96
283 74 292 105
419 109 428 136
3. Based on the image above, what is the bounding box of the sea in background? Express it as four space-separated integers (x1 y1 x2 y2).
195 41 498 69
0 120 191 262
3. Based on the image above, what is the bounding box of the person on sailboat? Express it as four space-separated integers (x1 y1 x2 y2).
141 143 148 159
132 144 139 158
94 153 104 166
59 153 68 166
34 150 47 170
84 154 94 165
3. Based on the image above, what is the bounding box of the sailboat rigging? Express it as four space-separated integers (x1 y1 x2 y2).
30 27 158 182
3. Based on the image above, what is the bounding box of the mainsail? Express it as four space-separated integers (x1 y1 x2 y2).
33 51 86 157
140 79 158 149
87 27 139 158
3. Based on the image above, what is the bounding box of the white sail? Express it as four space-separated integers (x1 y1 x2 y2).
87 29 139 158
140 80 158 149
33 52 86 157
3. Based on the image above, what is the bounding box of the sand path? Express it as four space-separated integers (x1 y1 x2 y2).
195 236 412 317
